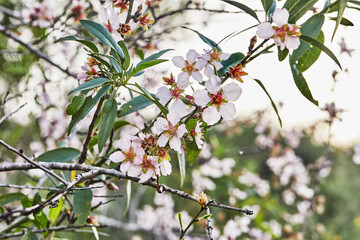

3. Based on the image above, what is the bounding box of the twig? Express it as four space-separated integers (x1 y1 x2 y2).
205 207 213 240
93 194 124 198
91 199 115 211
0 162 253 215
0 139 68 186
0 24 76 78
0 184 102 191
78 96 106 164
0 103 27 125
0 224 107 239
0 6 22 20
0 91 9 113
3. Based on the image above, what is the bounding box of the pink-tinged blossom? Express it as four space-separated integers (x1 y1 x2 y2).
71 0 90 22
190 121 204 149
22 1 55 28
154 111 187 152
256 8 301 50
196 48 231 76
128 149 159 183
172 49 203 83
156 147 172 176
156 75 190 116
193 75 242 125
76 58 100 84
109 135 141 173
98 4 123 41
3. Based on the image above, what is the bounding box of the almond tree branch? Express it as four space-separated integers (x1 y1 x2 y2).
0 162 253 215
0 183 102 191
0 103 27 125
0 24 77 78
0 139 68 186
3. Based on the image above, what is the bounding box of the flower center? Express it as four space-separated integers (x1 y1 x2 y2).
171 86 183 99
182 60 195 73
211 92 224 106
123 147 135 162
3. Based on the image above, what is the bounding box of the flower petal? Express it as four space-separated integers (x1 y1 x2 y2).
178 72 190 83
109 151 125 163
273 8 289 27
194 89 211 106
223 82 242 101
172 56 186 68
154 117 169 132
120 161 130 172
186 49 200 63
160 160 172 176
167 110 180 126
156 86 172 105
219 102 236 120
176 124 188 138
192 71 203 83
285 36 300 50
195 58 208 69
205 75 222 94
170 99 187 117
256 22 276 39
202 106 221 125
158 134 169 147
169 136 182 152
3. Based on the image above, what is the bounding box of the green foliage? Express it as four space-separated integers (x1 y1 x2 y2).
222 0 260 22
297 31 324 72
182 26 222 52
283 0 319 23
185 119 203 166
55 36 99 52
22 231 38 240
73 189 93 225
217 52 245 76
117 95 154 118
48 198 63 225
98 98 118 152
261 0 276 15
68 78 109 96
0 192 26 206
332 0 349 40
277 47 289 61
177 147 186 188
66 92 88 115
36 148 80 162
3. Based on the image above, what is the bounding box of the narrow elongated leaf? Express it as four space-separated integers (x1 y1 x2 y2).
68 84 111 134
55 36 99 52
217 52 245 76
22 232 39 240
110 59 122 73
66 91 88 115
330 17 354 26
261 0 275 14
118 41 130 70
283 0 319 23
278 47 289 61
136 59 168 73
177 147 186 188
297 31 324 72
253 79 282 127
222 0 260 22
36 148 80 162
300 35 342 69
98 98 118 152
33 210 48 229
48 198 63 225
80 20 124 59
349 0 360 5
178 212 184 230
135 83 168 114
117 95 153 117
290 62 318 106
0 193 26 206
137 49 173 66
290 14 324 64
68 78 109 96
332 0 348 40
114 120 130 132
182 26 221 52
185 119 203 165
73 189 93 224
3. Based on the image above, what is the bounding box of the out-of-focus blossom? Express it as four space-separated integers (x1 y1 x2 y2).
128 149 159 183
229 188 247 205
353 144 360 164
256 8 301 50
248 228 272 240
190 121 204 149
192 170 216 193
172 49 203 83
200 157 235 178
98 4 123 41
196 48 230 76
282 189 296 205
223 217 251 239
194 75 241 125
71 0 90 22
22 0 55 28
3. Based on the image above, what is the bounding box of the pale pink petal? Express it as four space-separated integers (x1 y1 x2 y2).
169 136 181 152
138 169 153 183
177 77 190 89
194 89 211 106
219 102 236 120
204 64 215 77
223 83 242 101
213 61 223 71
195 135 204 149
127 165 142 177
172 56 186 68
170 99 187 117
273 8 289 27
167 110 180 126
118 136 131 151
176 124 188 138
160 160 172 176
158 134 169 147
274 37 286 50
192 71 203 82
187 49 200 64
195 58 208 69
154 117 169 132
285 36 300 50
98 7 108 24
256 22 276 39
156 86 172 105
203 106 221 125
109 7 120 28
120 161 131 172
109 151 125 163
178 72 190 83
205 75 222 94
219 53 231 60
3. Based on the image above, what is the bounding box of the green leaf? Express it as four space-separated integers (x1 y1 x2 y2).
36 148 80 162
297 31 324 72
283 0 319 23
349 0 360 5
290 62 318 105
48 198 63 225
135 46 145 60
66 92 88 115
117 95 154 117
73 189 93 225
198 214 213 221
182 26 221 52
217 52 245 76
290 14 324 64
136 59 168 72
135 83 168 115
177 147 186 188
185 119 203 166
278 47 289 61
68 78 109 96
80 20 124 59
98 98 118 152
68 84 111 135
22 231 39 240
138 49 172 65
300 35 342 69
55 35 99 52
0 193 26 205
253 79 282 127
114 120 131 132
118 41 130 70
222 0 260 22
332 0 348 40
330 16 354 26
33 210 48 229
178 212 184 230
261 0 275 14
123 180 131 216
